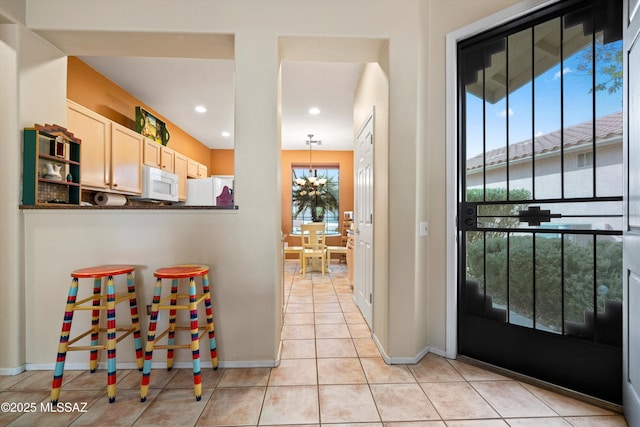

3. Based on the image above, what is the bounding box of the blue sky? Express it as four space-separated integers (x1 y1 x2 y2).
465 40 623 158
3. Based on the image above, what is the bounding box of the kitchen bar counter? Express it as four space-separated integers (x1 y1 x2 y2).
22 205 279 370
19 204 239 210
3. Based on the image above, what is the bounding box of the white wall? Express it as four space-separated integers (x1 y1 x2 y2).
354 62 390 353
0 0 541 371
4 0 424 370
420 0 522 353
23 210 281 367
0 23 23 372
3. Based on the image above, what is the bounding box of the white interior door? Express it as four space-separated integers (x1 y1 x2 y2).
624 0 640 423
354 110 374 327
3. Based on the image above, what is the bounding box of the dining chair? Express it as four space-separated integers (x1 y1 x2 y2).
300 222 327 278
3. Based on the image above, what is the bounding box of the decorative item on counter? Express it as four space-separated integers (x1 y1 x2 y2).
215 186 234 207
135 107 170 146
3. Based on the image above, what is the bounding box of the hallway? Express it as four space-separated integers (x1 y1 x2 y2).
0 260 628 426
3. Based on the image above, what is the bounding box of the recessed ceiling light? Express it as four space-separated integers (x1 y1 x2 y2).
308 107 321 115
221 131 230 137
195 105 207 113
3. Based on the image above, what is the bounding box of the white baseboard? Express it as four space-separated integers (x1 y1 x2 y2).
21 359 279 372
428 347 447 358
0 365 26 376
371 333 447 364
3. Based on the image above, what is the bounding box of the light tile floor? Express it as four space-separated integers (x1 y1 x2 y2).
0 260 629 426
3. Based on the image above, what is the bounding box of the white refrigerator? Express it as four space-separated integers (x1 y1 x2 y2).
185 176 234 206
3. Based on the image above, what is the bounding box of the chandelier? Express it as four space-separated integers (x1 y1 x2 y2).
292 133 338 223
295 134 327 189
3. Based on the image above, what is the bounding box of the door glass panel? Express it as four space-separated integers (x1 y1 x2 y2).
564 234 595 339
533 18 562 200
594 31 623 197
465 231 485 317
535 233 562 333
508 29 533 200
509 233 533 327
464 44 485 202
485 234 508 318
484 38 508 201
595 235 622 345
563 8 595 198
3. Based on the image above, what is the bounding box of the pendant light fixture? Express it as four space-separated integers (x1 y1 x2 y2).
295 134 327 187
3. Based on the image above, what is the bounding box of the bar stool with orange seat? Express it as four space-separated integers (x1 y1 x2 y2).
140 264 218 402
51 265 144 404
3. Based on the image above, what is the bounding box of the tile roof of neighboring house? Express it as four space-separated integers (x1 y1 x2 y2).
466 111 622 171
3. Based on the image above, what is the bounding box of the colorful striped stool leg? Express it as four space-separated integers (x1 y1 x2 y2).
51 277 79 403
189 276 202 401
201 273 218 369
90 277 102 372
166 279 179 370
141 277 163 402
106 275 117 403
126 272 144 370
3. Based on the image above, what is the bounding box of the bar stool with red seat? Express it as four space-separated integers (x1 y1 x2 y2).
51 265 144 404
140 264 218 402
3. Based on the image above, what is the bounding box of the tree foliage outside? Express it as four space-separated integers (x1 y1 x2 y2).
577 39 623 95
466 235 622 332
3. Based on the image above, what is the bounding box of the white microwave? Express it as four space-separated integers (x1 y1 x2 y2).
138 165 178 202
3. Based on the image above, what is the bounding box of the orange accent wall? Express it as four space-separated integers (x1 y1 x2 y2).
210 149 235 175
66 56 211 167
281 150 354 249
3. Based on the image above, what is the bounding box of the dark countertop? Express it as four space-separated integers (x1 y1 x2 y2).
20 204 238 210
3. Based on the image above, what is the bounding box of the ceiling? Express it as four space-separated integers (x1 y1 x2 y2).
79 56 363 151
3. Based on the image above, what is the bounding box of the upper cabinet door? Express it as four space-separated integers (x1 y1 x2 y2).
187 158 199 178
174 152 188 201
143 138 161 168
160 145 175 173
67 100 110 189
111 123 142 194
197 162 208 178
